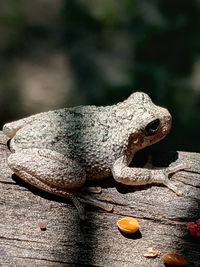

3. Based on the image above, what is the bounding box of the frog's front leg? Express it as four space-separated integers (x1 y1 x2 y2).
7 148 113 219
112 155 190 195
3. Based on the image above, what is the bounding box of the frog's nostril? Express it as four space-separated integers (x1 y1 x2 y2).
145 119 160 136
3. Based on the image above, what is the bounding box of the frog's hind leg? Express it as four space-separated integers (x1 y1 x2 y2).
7 148 87 189
12 168 87 220
3 115 39 139
7 148 113 219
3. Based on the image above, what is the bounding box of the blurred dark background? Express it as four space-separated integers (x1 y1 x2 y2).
0 0 199 152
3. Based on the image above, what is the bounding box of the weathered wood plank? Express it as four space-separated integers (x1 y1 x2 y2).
0 132 199 266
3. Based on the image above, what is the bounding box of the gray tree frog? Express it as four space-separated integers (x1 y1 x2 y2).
3 92 187 219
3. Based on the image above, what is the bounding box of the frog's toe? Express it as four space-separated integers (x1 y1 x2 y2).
81 186 102 194
77 193 114 212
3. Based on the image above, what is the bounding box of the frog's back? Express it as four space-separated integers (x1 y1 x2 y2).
8 105 107 151
8 105 125 179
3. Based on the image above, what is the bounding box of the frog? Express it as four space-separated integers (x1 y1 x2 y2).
3 92 187 219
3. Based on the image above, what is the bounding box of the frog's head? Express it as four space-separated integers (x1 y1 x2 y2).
120 92 172 151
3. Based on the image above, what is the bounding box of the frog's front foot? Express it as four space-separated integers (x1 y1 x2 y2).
152 162 191 196
112 155 191 196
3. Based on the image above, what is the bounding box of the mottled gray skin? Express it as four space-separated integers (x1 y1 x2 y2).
3 92 186 218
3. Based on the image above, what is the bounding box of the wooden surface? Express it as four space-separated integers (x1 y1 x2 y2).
0 132 200 266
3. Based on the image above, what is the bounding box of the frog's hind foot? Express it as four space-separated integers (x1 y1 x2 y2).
9 162 113 219
77 193 114 213
8 148 114 219
77 186 114 213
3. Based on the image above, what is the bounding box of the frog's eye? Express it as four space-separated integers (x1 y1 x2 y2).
145 119 160 136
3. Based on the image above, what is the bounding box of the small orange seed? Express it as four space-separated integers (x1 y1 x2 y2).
162 253 188 266
117 217 140 234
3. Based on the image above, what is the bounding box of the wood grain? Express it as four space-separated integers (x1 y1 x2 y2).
0 132 199 266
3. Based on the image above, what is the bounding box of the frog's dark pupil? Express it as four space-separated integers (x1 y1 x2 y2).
145 119 160 136
7 139 11 151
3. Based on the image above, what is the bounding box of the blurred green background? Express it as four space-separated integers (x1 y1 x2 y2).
0 0 199 152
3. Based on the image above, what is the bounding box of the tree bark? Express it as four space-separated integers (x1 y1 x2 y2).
0 132 199 266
